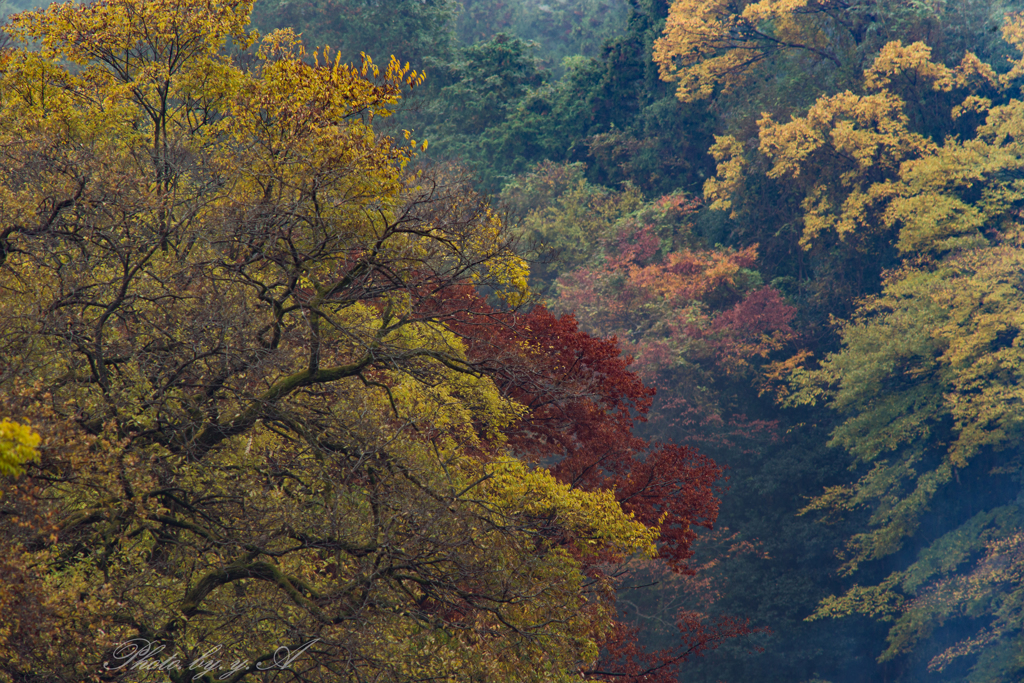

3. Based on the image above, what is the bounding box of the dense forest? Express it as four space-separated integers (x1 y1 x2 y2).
2 0 1024 682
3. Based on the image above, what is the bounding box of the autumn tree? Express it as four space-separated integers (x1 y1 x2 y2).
0 419 37 476
432 291 753 682
650 0 1022 330
781 14 1024 680
493 162 815 677
653 0 1012 110
793 242 1024 682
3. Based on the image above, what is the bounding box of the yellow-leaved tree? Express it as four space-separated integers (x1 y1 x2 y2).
653 0 1013 107
0 2 669 682
772 13 1024 680
654 0 853 103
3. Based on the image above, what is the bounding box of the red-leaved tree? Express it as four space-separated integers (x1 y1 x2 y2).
433 286 755 680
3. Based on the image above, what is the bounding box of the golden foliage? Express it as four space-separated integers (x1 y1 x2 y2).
0 419 39 476
654 0 850 102
709 26 1024 252
0 1 659 681
704 135 747 215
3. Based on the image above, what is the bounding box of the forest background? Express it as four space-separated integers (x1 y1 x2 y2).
4 0 1024 681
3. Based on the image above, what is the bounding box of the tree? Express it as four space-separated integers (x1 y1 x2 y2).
793 241 1024 682
690 23 1017 327
784 16 1024 679
405 0 717 196
455 0 628 70
391 282 752 681
653 0 1012 109
418 33 552 188
654 0 858 103
0 1 735 681
500 161 645 293
653 0 1020 327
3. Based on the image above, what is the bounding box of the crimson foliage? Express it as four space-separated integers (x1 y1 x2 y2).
435 287 753 679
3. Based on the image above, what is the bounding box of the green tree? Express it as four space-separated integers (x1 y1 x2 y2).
414 0 716 196
419 33 552 186
455 0 628 71
250 0 461 68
